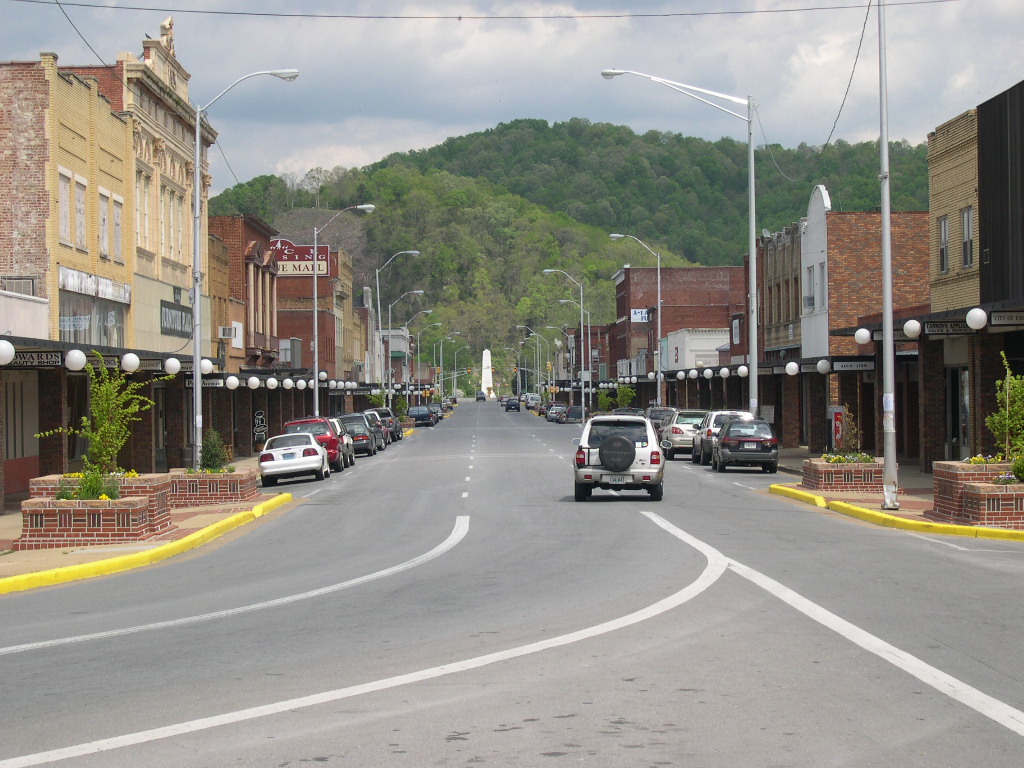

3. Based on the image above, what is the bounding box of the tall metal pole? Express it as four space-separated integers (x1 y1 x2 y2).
312 225 320 417
746 95 758 417
878 0 899 509
189 69 298 470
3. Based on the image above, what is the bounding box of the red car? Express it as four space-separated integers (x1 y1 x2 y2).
283 417 344 472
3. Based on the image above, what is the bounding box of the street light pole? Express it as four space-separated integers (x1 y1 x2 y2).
439 332 460 400
311 204 375 418
415 320 441 404
386 290 424 408
603 68 758 417
374 250 421 397
543 268 588 420
190 68 298 470
610 233 662 405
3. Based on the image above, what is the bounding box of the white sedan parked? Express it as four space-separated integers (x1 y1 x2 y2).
258 433 329 487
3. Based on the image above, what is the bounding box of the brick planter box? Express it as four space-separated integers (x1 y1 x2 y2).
930 460 1012 524
16 497 154 550
960 483 1024 529
166 469 260 507
801 458 883 492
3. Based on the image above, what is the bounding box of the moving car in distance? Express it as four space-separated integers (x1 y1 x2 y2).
505 397 521 412
476 391 487 401
712 417 779 473
258 432 329 487
546 403 567 422
572 413 664 501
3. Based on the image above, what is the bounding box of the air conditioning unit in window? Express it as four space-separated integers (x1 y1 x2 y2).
217 326 236 339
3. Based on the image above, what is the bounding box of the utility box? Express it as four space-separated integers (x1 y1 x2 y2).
828 405 846 452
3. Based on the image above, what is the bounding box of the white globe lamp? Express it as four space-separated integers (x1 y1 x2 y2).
225 375 240 390
786 361 799 376
200 358 214 375
121 353 140 372
903 319 922 339
0 340 15 366
854 328 872 345
65 349 87 371
966 308 988 330
164 357 181 375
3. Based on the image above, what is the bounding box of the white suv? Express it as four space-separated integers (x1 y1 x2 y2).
572 415 665 501
691 410 754 465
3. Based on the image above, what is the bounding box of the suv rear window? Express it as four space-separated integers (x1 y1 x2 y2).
588 422 649 446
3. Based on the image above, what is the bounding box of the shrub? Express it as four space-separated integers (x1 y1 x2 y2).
200 428 229 472
597 390 614 413
986 352 1024 457
393 396 409 420
615 385 636 409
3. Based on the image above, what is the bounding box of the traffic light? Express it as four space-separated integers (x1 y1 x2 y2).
513 366 518 374
468 367 473 374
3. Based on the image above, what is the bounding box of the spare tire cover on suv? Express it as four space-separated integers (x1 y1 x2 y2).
598 435 636 472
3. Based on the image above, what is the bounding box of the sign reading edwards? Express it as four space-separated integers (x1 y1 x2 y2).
269 238 329 276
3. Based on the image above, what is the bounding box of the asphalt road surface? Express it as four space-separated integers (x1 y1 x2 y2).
2 400 1023 767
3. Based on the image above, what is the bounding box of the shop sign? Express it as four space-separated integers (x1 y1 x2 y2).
832 360 874 371
10 351 63 367
990 311 1024 327
160 300 193 338
270 238 328 276
630 308 648 322
924 321 970 336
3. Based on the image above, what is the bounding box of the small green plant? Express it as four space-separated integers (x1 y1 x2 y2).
615 384 636 409
597 389 615 413
986 352 1024 457
393 396 409 421
367 391 386 408
200 428 229 472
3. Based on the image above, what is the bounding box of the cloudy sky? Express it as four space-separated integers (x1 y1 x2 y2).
4 0 1021 193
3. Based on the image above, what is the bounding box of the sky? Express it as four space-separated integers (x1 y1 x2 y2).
4 0 1022 194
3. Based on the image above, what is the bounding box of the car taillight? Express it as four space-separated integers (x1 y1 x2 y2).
706 428 713 437
259 453 273 463
303 448 319 457
765 436 778 447
671 426 683 435
353 434 367 441
722 437 739 448
575 448 586 468
650 451 661 465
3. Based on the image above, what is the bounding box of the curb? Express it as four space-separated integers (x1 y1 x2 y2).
0 493 294 596
769 484 1024 541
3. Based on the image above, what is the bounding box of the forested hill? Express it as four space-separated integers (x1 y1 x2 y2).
370 118 929 266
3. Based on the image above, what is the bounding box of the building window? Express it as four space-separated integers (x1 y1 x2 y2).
938 216 949 273
961 207 974 267
818 261 827 312
75 179 87 250
803 266 815 313
58 169 72 245
99 190 110 257
112 196 123 263
136 172 150 249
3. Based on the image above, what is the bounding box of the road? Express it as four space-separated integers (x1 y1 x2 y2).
1 400 1023 767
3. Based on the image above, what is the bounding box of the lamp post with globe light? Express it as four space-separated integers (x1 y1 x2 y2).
310 204 375 418
374 250 421 393
602 68 758 418
544 269 588 419
386 290 424 408
190 68 298 471
610 233 663 405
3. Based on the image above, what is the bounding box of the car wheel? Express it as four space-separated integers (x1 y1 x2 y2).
716 453 727 472
331 458 344 472
261 475 277 487
665 448 674 461
700 446 711 465
710 452 718 470
316 459 327 481
598 435 636 473
690 445 701 464
574 482 590 502
648 482 664 501
763 461 778 474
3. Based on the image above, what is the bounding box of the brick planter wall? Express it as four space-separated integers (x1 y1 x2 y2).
167 469 260 507
801 459 883 492
30 474 174 537
931 461 1012 524
16 497 152 550
961 483 1024 529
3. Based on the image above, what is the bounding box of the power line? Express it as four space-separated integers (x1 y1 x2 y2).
8 0 959 21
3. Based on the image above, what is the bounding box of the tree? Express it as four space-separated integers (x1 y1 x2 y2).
615 385 636 409
986 352 1024 457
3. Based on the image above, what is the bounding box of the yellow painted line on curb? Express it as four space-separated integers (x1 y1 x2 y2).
0 493 293 596
770 484 1024 542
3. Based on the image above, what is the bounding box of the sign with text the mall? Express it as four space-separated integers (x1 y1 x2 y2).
269 239 329 276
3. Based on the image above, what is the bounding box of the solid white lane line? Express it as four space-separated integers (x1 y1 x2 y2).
0 515 729 767
0 518 471 658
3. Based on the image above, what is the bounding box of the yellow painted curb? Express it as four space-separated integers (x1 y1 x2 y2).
769 484 828 508
771 483 1024 541
0 493 293 596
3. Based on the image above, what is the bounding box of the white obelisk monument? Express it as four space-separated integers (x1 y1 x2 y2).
481 348 494 398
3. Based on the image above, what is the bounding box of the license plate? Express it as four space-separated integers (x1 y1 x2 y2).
607 475 628 484
283 452 295 460
742 442 758 450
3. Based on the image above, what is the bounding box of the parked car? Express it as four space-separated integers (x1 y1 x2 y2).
712 417 779 473
258 432 329 487
557 405 584 424
408 405 436 427
476 391 487 401
505 397 521 412
546 403 568 422
428 403 445 421
499 396 509 406
362 410 391 447
659 409 707 460
282 417 344 472
368 406 402 442
339 413 383 454
572 414 664 501
691 409 754 465
327 418 357 468
644 406 678 433
612 407 644 416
